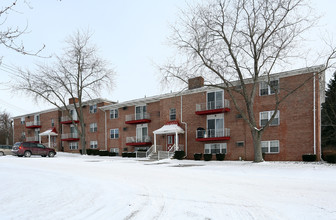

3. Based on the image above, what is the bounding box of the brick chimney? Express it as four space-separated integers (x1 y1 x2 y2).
69 97 79 104
188 77 204 90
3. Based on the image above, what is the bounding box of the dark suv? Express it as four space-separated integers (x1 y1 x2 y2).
12 142 56 157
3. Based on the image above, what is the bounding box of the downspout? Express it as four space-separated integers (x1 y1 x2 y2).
181 95 188 156
313 73 316 155
99 108 107 151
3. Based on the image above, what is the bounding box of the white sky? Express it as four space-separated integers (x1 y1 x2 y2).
1 0 336 116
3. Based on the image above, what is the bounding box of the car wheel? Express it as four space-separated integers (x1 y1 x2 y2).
24 151 32 157
48 152 55 157
0 151 4 156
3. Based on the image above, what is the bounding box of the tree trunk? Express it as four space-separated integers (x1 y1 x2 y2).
81 124 86 155
252 130 263 162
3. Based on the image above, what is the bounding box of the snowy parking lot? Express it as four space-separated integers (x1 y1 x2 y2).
1 153 335 220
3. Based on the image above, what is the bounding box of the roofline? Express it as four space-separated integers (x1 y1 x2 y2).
100 65 325 110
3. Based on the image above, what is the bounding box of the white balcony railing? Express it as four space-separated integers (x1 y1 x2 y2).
61 115 78 122
196 99 230 112
26 136 39 142
196 128 230 138
61 133 79 139
125 113 150 122
126 135 151 144
26 121 41 127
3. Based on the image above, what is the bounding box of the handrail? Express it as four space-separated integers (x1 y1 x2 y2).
146 145 155 157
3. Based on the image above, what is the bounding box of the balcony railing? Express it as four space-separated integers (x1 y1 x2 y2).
26 136 39 142
125 113 151 124
196 128 230 141
60 116 79 124
195 99 230 114
61 133 79 141
126 135 152 146
26 121 41 128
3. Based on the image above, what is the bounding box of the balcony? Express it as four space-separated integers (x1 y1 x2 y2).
125 113 151 124
196 128 230 141
61 133 79 141
60 116 79 124
195 99 230 115
26 121 41 129
26 136 39 143
126 136 152 146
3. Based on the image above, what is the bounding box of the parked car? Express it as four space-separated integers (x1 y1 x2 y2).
0 145 13 156
11 142 56 157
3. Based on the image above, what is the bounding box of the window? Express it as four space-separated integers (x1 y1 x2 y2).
90 141 98 149
90 104 97 113
51 119 54 127
70 109 78 120
21 132 25 139
69 142 78 150
260 111 280 127
169 108 176 121
110 109 118 119
204 143 227 154
236 141 244 147
110 129 119 139
207 114 224 138
110 147 119 155
135 105 147 120
262 140 279 153
260 79 279 96
21 117 25 124
136 124 148 142
90 123 97 132
207 90 223 110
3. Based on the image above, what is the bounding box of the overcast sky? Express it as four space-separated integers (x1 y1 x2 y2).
1 0 336 116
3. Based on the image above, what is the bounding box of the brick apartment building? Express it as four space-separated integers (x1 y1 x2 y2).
12 66 325 161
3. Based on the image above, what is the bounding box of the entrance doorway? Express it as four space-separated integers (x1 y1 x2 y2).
167 135 175 151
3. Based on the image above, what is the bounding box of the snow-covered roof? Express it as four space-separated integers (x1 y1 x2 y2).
39 128 58 136
153 123 185 135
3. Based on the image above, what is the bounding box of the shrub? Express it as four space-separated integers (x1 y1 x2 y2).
127 152 136 158
325 154 336 163
194 153 202 160
86 149 92 155
204 154 212 161
216 153 225 161
91 149 100 156
79 149 83 155
122 152 128 157
174 151 185 160
302 154 317 162
98 151 109 156
108 152 117 157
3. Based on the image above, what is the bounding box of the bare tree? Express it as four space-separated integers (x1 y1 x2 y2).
0 111 13 145
161 0 336 162
0 1 45 58
13 30 115 154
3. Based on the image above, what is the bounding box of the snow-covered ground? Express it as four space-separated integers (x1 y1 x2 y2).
1 153 335 220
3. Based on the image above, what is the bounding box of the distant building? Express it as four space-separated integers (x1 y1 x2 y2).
12 66 325 161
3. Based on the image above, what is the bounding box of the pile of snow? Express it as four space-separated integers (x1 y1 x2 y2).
1 153 335 219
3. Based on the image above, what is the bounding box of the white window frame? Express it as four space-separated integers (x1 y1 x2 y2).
259 110 280 127
90 141 98 149
110 147 119 155
261 140 280 154
51 119 54 127
135 105 147 120
21 117 25 124
169 108 176 121
69 142 78 150
90 123 98 132
21 132 25 139
207 114 224 138
110 129 119 139
207 90 224 110
110 109 118 119
259 79 279 96
89 104 97 113
204 143 227 154
136 124 148 142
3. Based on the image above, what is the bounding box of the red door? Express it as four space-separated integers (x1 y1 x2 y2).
167 135 175 151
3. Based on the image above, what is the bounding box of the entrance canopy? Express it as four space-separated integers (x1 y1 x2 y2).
153 123 184 135
39 127 58 137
